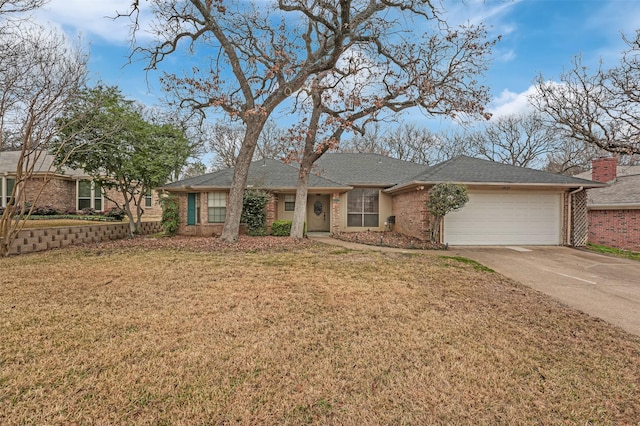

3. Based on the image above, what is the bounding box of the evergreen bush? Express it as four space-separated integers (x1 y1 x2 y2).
241 190 269 236
160 195 180 236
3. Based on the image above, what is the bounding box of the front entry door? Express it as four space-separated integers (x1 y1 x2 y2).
306 194 331 232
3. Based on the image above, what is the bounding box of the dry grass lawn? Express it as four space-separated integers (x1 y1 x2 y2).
1 236 639 424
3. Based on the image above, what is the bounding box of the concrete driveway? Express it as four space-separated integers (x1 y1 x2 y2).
451 246 640 336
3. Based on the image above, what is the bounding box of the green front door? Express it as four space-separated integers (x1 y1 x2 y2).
187 193 196 225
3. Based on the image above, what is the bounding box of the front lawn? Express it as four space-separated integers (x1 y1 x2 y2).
1 237 639 424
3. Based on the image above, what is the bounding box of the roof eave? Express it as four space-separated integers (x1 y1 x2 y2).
159 185 351 192
588 203 640 210
385 181 607 194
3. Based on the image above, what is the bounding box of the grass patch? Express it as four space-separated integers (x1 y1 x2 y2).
440 255 495 272
1 242 639 424
587 243 640 262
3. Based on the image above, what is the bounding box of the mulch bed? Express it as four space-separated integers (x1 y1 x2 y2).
334 231 446 250
77 231 443 253
78 234 315 253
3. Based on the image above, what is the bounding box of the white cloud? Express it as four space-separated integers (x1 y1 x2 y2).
488 86 537 119
495 48 516 63
445 0 518 28
36 0 152 44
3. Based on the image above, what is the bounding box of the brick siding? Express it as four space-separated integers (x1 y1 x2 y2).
21 176 76 212
591 157 617 183
102 188 163 217
331 193 341 235
391 189 431 239
17 175 163 216
588 209 640 251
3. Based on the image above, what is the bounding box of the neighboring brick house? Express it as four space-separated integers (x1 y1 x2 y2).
0 151 162 216
161 153 604 246
575 157 640 251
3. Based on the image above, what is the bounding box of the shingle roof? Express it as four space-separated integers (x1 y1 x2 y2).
389 155 604 191
0 150 87 177
313 153 428 186
162 158 349 191
574 165 640 207
163 154 606 193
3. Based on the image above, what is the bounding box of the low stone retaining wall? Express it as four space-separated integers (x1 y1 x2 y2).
8 221 163 256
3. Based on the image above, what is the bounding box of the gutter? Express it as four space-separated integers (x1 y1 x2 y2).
566 186 584 246
588 203 640 210
384 180 605 194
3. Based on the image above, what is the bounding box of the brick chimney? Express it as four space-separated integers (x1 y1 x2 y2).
591 157 618 183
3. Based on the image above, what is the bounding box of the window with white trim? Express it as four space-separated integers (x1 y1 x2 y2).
144 188 152 207
347 188 379 227
207 192 226 223
284 194 295 211
77 180 102 211
1 177 16 207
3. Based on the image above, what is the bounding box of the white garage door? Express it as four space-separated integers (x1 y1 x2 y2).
444 191 562 245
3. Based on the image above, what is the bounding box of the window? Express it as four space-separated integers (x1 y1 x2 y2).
78 180 92 210
3 177 15 207
347 188 379 227
144 188 152 207
78 180 102 211
284 194 295 211
207 192 226 223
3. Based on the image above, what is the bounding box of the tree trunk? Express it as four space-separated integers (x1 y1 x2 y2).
220 119 265 242
430 216 442 244
290 164 311 239
118 188 137 236
125 206 137 236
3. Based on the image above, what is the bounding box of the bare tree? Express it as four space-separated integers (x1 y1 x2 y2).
286 23 496 238
255 119 290 161
381 125 444 165
205 119 290 170
125 0 469 242
0 0 46 14
533 31 640 156
340 125 384 155
180 161 207 179
543 138 604 175
341 123 462 165
206 122 244 170
466 113 558 168
437 129 477 162
0 19 88 255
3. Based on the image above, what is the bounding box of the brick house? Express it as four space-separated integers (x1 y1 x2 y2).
575 157 640 251
161 153 604 246
0 151 162 216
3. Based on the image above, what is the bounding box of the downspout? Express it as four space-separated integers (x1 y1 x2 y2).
566 186 584 246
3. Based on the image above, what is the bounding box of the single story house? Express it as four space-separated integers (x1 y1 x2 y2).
575 157 640 251
0 150 162 216
160 153 604 246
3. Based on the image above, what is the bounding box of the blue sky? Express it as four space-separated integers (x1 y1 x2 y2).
35 0 640 127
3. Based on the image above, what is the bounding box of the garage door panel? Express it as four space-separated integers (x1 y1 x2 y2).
444 191 562 245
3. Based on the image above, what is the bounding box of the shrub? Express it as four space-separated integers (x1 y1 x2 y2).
79 207 96 216
103 207 126 221
159 195 180 236
64 208 78 215
271 220 292 236
241 190 269 236
427 183 469 243
31 205 61 216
